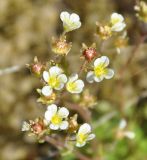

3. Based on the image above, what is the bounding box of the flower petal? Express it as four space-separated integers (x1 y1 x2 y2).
76 141 86 147
70 13 80 22
69 73 78 82
60 11 70 22
58 107 69 118
45 104 57 121
111 13 124 24
50 124 60 130
57 74 67 83
94 75 104 82
49 66 62 76
86 71 94 83
78 123 91 134
60 121 69 130
111 23 126 32
41 86 53 96
74 80 84 93
87 134 95 141
43 71 49 82
104 69 114 79
94 56 109 67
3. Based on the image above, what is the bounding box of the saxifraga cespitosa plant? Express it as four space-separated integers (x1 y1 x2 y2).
22 10 138 154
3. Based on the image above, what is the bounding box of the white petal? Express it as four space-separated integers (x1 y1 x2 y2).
111 23 126 32
57 74 67 83
60 121 69 130
74 80 84 93
87 134 95 141
49 66 62 76
58 107 69 118
119 119 127 129
86 71 94 83
78 123 91 134
69 73 78 82
54 83 64 90
45 104 57 121
43 71 49 82
76 142 86 147
60 11 70 22
50 124 59 130
111 13 124 23
94 56 109 67
94 75 104 82
124 131 135 139
104 69 114 79
70 13 80 22
41 86 53 96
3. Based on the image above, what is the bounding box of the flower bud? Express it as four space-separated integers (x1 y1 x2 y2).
82 43 97 61
51 36 72 56
27 57 45 77
68 114 78 133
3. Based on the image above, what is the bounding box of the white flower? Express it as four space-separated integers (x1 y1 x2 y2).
86 56 114 83
76 123 95 147
110 13 126 32
66 74 84 94
22 121 30 131
60 11 81 32
43 66 67 95
118 119 135 139
44 104 69 130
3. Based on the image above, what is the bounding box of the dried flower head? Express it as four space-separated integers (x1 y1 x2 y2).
96 23 112 40
134 1 147 23
52 36 72 55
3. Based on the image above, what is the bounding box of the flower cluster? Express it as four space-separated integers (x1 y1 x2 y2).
22 10 131 152
96 12 126 40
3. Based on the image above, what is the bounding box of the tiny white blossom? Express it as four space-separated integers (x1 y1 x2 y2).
66 74 84 94
60 11 81 32
22 121 30 131
110 13 126 32
118 119 135 139
86 56 114 83
76 123 95 147
43 66 67 95
44 104 69 130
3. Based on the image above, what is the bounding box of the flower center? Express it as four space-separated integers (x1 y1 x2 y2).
77 133 88 144
112 18 120 25
48 76 59 88
67 82 77 91
51 114 62 125
94 64 107 77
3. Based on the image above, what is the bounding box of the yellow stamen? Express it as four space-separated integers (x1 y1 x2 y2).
94 64 107 77
51 114 62 125
66 82 77 91
48 76 60 88
77 133 88 144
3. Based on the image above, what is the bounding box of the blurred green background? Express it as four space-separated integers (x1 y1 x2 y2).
0 0 147 159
